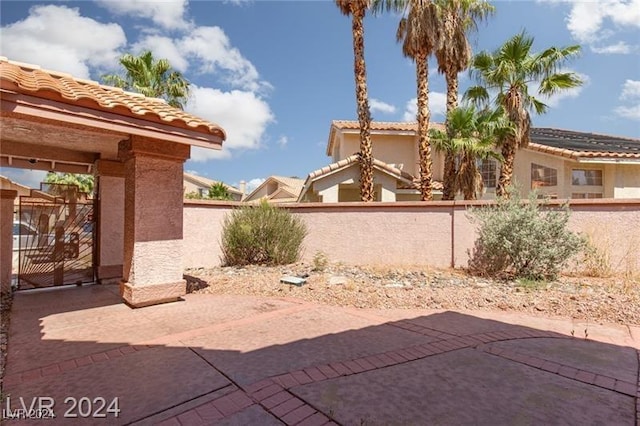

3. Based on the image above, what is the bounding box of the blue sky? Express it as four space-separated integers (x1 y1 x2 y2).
1 0 639 191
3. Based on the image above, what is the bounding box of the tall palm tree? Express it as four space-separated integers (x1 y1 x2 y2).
433 0 494 200
103 50 190 110
465 31 582 197
430 105 508 199
336 0 375 202
395 0 440 201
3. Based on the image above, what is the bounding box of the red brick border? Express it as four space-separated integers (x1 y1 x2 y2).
2 344 153 387
158 380 337 426
480 345 638 398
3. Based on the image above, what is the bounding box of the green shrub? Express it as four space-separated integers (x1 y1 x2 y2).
220 201 307 266
468 189 585 280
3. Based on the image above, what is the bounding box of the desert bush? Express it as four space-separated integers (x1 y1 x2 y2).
312 251 329 272
220 201 307 266
468 189 585 280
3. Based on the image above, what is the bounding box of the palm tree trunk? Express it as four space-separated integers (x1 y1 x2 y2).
442 70 458 200
416 52 433 201
352 7 374 202
497 139 515 197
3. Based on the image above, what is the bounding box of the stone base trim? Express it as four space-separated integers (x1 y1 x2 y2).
120 280 186 308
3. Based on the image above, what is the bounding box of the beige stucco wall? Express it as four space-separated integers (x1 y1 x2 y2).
341 133 419 176
183 199 640 275
612 164 640 198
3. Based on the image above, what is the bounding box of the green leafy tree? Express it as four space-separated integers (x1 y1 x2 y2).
103 50 190 109
465 31 583 197
44 172 94 196
335 0 375 202
433 0 494 200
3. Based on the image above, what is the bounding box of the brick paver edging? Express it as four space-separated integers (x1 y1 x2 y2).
158 381 337 426
2 344 153 387
479 345 638 398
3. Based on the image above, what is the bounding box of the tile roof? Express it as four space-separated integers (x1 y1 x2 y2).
328 120 640 160
299 154 443 201
183 172 242 195
327 120 446 155
244 176 305 203
528 128 640 160
0 57 225 140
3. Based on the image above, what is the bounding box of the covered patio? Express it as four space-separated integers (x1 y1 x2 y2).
0 56 226 307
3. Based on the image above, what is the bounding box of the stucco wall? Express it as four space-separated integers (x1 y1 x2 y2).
183 199 640 274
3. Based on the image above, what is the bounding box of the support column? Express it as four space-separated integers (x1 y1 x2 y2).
1 190 17 294
118 136 190 307
94 159 125 285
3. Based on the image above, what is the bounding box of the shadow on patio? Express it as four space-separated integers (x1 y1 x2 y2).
2 285 638 425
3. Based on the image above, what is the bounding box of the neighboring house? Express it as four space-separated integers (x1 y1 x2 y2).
183 172 244 201
0 175 31 200
298 120 640 202
244 176 305 204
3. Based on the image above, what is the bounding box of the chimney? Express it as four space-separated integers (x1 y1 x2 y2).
239 180 247 200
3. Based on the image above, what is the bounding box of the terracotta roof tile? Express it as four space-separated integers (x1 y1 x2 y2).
0 57 225 140
302 154 443 201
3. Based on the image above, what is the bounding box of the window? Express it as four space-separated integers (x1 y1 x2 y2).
478 159 497 188
572 169 602 186
531 163 557 188
571 193 603 199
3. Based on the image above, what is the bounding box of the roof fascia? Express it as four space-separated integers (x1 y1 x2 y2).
1 90 224 149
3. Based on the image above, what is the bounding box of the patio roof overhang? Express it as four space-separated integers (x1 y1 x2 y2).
0 57 226 173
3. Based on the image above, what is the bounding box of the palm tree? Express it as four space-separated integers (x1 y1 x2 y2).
430 105 508 199
208 182 233 201
336 0 375 202
394 0 440 201
465 31 582 197
103 50 190 110
433 0 494 200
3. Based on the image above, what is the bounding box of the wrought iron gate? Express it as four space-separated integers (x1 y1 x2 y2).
16 183 95 290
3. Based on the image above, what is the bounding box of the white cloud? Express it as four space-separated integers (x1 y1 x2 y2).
0 169 47 189
277 136 289 148
246 178 266 192
620 80 640 100
132 35 190 72
187 86 275 161
591 41 632 54
538 0 640 53
615 79 640 120
370 98 397 114
95 0 190 31
402 92 447 121
0 5 126 78
179 26 271 92
133 26 271 93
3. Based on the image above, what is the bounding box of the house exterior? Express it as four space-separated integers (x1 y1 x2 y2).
298 120 640 202
244 176 305 204
183 172 244 201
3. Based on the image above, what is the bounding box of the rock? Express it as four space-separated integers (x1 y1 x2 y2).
328 275 348 286
384 282 406 288
280 276 307 286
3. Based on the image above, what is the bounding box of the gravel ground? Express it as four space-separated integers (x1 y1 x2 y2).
186 263 640 326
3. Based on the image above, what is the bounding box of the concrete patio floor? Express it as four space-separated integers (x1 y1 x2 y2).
2 284 639 425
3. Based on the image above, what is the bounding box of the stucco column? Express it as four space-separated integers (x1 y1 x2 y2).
1 190 17 294
94 160 125 285
118 136 190 307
